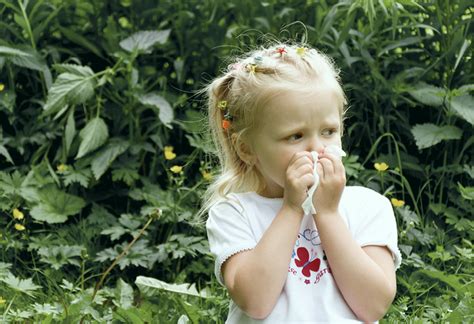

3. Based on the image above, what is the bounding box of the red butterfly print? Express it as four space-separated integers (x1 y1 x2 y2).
294 247 321 277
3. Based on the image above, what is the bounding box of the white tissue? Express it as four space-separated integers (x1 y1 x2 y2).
301 145 346 215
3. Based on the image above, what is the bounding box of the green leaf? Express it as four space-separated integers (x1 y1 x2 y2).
37 245 84 270
458 183 474 201
411 123 462 149
43 65 96 115
115 279 134 309
137 93 173 127
1 273 41 297
58 26 104 59
91 139 129 180
62 168 92 187
119 30 171 53
135 276 208 298
408 82 446 107
76 117 109 159
449 94 474 125
64 109 76 156
30 186 86 224
0 144 14 164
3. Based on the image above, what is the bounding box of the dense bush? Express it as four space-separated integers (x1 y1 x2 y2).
0 0 472 322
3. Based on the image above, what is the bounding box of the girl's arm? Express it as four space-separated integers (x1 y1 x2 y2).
222 151 315 319
313 152 396 322
222 204 303 319
314 213 396 322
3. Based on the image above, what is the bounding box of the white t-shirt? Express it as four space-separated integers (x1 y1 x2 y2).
206 186 402 323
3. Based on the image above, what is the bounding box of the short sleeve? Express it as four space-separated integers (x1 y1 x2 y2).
353 193 402 270
206 198 257 285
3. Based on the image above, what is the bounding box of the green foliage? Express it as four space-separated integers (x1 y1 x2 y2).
0 0 472 322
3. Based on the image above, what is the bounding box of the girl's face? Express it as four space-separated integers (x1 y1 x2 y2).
249 85 342 198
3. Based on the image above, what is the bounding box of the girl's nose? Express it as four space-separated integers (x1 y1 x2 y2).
308 137 324 153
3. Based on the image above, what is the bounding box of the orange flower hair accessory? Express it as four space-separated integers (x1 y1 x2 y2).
218 100 233 130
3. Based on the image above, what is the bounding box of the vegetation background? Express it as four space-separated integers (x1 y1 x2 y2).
0 0 472 322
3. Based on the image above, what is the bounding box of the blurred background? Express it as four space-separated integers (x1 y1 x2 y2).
0 0 472 322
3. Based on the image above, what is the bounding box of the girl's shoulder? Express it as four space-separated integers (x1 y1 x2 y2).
341 185 391 209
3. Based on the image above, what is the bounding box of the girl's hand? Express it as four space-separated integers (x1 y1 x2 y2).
313 152 346 215
283 151 315 214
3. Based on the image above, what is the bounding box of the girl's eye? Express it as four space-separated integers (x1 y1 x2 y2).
322 128 337 136
287 133 303 141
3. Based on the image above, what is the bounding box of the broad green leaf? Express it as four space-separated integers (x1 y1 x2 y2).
135 276 208 298
411 123 462 149
91 139 129 180
113 308 145 324
115 279 134 309
119 30 171 53
1 273 41 297
408 82 446 107
43 65 96 115
137 93 173 127
76 117 109 159
58 26 104 59
0 45 31 57
30 186 86 224
414 269 466 293
449 94 474 125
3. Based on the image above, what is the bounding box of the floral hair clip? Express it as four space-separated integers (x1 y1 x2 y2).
296 47 307 57
218 100 233 130
276 47 287 57
245 63 257 74
253 56 263 64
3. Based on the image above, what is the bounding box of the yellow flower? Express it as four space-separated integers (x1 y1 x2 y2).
201 170 213 181
13 208 24 220
0 83 4 92
391 198 405 208
170 165 183 174
374 162 389 172
0 296 5 305
14 224 25 231
57 164 68 172
164 146 176 160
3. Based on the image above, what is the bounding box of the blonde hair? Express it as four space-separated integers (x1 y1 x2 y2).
197 42 347 219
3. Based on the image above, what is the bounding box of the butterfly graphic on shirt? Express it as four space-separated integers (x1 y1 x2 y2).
294 247 321 277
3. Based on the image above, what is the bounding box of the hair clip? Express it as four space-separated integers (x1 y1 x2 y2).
276 47 287 57
245 63 257 73
218 100 227 110
222 111 233 130
253 56 263 64
228 63 242 71
296 47 307 57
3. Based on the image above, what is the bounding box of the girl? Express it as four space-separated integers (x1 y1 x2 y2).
201 43 401 323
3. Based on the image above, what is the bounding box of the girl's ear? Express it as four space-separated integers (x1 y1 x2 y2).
231 133 256 166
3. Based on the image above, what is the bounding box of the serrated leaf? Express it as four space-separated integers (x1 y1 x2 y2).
43 66 96 115
458 183 474 201
411 123 462 149
135 276 208 298
37 245 84 270
112 167 140 186
137 93 173 127
62 168 92 187
76 117 109 159
1 273 41 297
53 63 95 76
30 186 86 224
449 94 474 125
408 82 446 107
91 139 129 180
119 30 170 53
101 226 127 241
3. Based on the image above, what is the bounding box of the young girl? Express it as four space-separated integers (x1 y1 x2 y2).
202 42 401 323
